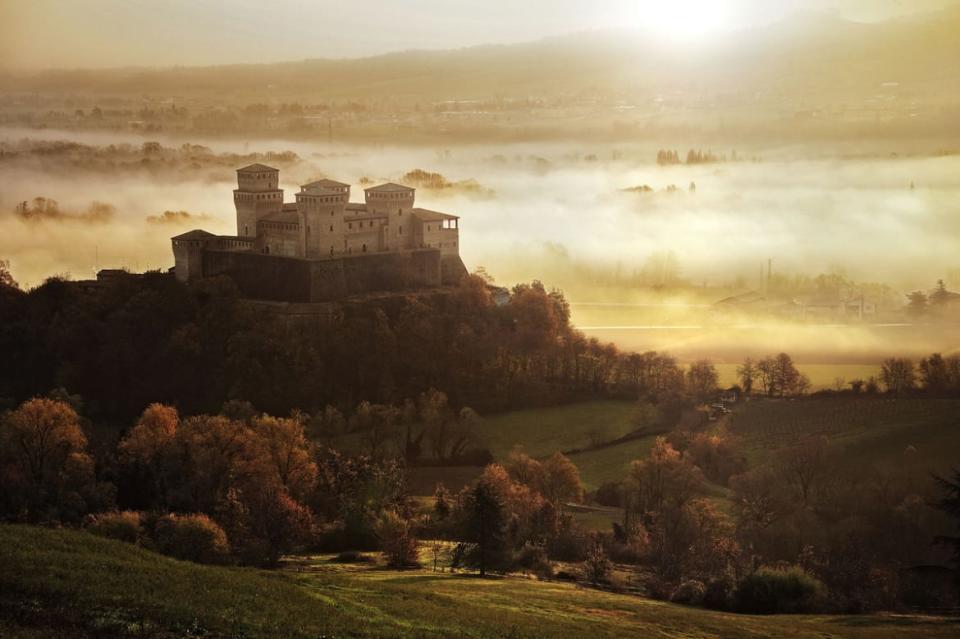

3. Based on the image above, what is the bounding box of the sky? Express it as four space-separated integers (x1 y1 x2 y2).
1 0 958 70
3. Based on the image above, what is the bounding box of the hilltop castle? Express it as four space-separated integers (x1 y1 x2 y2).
172 164 467 302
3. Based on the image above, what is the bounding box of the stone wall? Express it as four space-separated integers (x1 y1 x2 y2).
202 248 456 302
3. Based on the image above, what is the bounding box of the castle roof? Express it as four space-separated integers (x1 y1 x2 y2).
171 229 216 241
237 163 278 173
412 208 459 222
364 182 414 193
302 178 349 190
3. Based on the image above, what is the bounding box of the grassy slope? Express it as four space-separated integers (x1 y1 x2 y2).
478 400 638 459
2 525 958 639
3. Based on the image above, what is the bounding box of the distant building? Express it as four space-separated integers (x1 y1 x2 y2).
172 165 467 302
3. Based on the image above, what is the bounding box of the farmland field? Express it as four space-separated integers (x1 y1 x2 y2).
3 525 958 639
729 397 960 471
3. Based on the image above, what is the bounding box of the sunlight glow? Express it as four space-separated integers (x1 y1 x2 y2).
628 0 733 40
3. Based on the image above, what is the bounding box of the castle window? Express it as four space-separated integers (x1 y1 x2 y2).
329 225 333 232
348 223 353 229
398 209 402 216
362 243 367 253
399 225 403 235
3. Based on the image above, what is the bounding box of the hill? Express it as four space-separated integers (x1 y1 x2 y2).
2 525 957 639
2 10 959 107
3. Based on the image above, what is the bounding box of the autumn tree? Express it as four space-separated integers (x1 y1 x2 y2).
251 413 317 500
0 398 104 522
540 452 584 516
376 509 421 568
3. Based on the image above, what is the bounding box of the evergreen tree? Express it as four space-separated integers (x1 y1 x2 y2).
461 480 508 576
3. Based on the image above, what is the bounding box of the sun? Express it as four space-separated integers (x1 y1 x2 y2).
627 0 732 41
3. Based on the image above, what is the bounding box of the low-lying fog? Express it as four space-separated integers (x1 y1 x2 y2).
2 126 959 365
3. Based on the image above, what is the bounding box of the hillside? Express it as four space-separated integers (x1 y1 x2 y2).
1 525 957 639
2 10 959 104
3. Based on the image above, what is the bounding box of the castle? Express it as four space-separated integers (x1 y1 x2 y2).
172 164 466 302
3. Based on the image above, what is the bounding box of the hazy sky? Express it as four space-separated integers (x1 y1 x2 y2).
1 0 958 70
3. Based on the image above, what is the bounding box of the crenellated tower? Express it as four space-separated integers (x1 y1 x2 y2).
365 183 415 251
296 179 349 258
234 164 283 238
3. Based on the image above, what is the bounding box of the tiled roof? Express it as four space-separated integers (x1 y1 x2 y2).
237 163 278 173
302 178 349 189
364 182 415 193
171 229 215 240
412 208 458 222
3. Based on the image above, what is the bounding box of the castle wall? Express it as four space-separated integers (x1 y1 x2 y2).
201 248 445 303
257 220 301 257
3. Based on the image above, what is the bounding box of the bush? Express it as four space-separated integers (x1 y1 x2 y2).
511 543 552 578
153 513 231 564
86 510 142 544
331 550 372 564
735 566 827 614
583 533 610 585
702 576 736 610
671 579 706 605
375 510 420 568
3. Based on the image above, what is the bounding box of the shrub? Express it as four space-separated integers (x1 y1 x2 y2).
153 513 230 564
735 566 827 614
583 533 610 585
702 576 736 610
511 542 552 578
671 579 706 605
331 550 372 564
375 509 420 568
86 510 142 544
593 482 623 508
547 526 587 562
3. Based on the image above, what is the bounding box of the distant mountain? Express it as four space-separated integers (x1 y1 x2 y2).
2 9 958 103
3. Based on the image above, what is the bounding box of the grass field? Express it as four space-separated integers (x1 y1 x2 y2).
3 525 958 639
477 400 638 459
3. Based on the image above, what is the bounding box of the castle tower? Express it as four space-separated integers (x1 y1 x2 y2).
296 179 350 258
365 183 415 250
234 164 283 238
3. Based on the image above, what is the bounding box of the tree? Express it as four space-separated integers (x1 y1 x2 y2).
737 358 757 396
218 483 314 566
504 447 544 490
433 482 451 519
0 259 18 290
625 437 704 527
460 479 508 576
0 397 102 522
879 358 915 394
252 413 317 500
583 532 610 585
919 353 949 392
929 280 951 308
376 509 421 568
686 360 719 402
540 452 584 514
906 291 927 317
779 436 828 506
118 403 180 508
933 469 960 587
